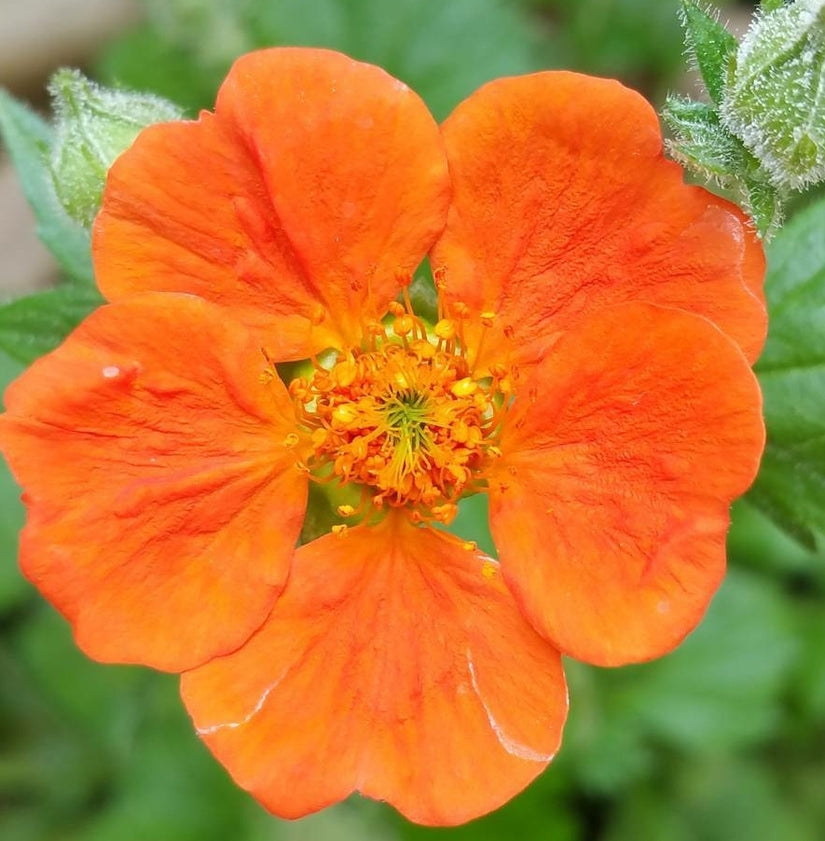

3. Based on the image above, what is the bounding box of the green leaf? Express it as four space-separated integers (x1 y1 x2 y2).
0 350 27 617
791 606 825 723
619 569 798 752
606 758 822 841
0 284 103 366
259 0 545 121
565 569 798 798
0 90 93 285
679 0 738 105
447 493 496 558
750 196 825 546
100 0 547 123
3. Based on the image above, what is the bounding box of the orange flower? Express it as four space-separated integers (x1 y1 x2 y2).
0 49 766 825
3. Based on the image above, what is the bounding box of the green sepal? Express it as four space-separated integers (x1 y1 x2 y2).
679 0 738 104
0 89 93 285
761 0 787 11
663 95 749 178
742 177 784 239
0 284 103 366
48 69 182 228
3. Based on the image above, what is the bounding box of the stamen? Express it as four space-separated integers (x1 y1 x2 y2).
286 280 516 524
434 319 457 341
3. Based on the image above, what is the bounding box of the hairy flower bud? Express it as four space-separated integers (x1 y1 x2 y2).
722 0 825 190
48 69 182 227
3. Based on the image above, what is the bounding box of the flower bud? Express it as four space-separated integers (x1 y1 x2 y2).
722 0 825 190
48 69 182 226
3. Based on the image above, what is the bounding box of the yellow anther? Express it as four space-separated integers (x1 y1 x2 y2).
337 504 356 517
394 315 414 337
393 370 411 390
311 427 329 448
434 319 457 341
481 560 497 579
289 377 310 399
334 453 354 477
447 463 470 484
284 432 300 449
332 404 358 426
332 524 348 537
480 311 496 327
431 503 458 524
451 419 469 444
333 359 358 387
450 377 478 398
498 376 514 395
487 445 503 458
463 540 478 552
411 340 436 359
349 437 368 460
465 425 483 446
388 301 405 316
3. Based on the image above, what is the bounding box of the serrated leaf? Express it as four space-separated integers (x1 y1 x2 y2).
0 90 93 285
680 0 738 105
749 196 825 546
0 284 103 366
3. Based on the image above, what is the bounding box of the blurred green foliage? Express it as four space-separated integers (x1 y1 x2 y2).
3 1 825 840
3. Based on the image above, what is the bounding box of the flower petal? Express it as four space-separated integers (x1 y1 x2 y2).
431 71 766 369
488 302 764 666
0 294 306 671
94 48 450 359
181 515 567 825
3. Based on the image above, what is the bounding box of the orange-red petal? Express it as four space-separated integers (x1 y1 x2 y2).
488 303 764 666
181 515 567 825
431 71 766 370
94 48 450 359
0 294 306 672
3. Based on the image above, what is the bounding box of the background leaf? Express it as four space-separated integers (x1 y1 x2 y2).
750 195 825 547
0 284 103 366
0 351 26 616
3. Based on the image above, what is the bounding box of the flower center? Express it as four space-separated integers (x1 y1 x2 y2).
287 296 511 524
